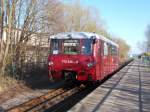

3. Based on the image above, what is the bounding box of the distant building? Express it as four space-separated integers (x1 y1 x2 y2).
1 27 51 63
1 27 49 47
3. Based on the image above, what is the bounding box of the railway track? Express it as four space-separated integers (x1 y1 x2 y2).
6 59 133 112
6 82 84 112
46 85 98 112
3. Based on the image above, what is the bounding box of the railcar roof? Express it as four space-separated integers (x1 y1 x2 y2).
50 32 118 47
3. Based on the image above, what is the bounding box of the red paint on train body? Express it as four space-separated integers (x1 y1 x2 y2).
48 32 119 82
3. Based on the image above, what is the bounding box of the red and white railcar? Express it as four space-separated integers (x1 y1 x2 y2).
48 32 119 82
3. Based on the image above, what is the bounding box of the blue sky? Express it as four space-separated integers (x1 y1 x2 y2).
64 0 150 54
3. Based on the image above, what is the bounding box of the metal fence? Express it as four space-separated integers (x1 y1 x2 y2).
141 55 150 66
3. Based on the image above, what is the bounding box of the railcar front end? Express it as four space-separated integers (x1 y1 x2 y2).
48 36 97 82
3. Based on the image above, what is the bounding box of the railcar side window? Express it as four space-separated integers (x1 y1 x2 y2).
108 44 112 55
50 39 61 54
111 46 117 56
104 43 108 55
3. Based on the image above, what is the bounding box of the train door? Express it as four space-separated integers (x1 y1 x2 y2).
108 44 112 73
111 45 115 71
99 40 104 80
94 40 101 81
114 46 119 70
103 42 109 77
116 47 119 69
111 45 118 71
100 41 105 79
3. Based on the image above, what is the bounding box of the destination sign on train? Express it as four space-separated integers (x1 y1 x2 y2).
64 39 79 43
64 39 79 46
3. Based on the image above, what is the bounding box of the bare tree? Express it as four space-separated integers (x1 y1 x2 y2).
37 0 64 33
137 41 147 53
0 0 43 88
62 0 106 34
112 37 130 62
145 24 150 52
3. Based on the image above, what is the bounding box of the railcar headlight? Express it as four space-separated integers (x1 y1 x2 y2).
87 62 96 68
49 61 54 66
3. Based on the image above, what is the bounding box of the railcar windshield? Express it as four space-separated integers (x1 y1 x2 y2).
63 39 80 54
81 39 93 55
50 39 93 55
50 39 61 54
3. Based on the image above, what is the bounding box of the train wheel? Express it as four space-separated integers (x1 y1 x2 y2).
84 81 100 87
82 81 92 87
74 80 81 86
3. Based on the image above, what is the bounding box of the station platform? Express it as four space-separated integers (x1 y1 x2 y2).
69 60 150 112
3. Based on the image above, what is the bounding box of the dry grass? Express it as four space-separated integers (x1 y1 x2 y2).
0 75 18 93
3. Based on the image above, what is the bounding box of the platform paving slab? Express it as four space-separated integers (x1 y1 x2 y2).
68 60 150 112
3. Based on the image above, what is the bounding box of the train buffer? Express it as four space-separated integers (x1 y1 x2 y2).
68 60 150 112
